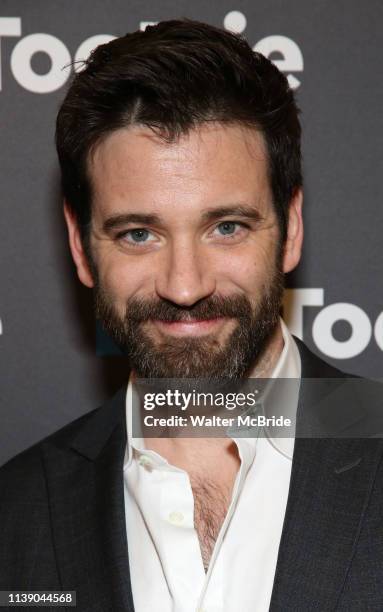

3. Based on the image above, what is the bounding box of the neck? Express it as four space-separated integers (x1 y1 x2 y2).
247 320 285 378
139 321 285 468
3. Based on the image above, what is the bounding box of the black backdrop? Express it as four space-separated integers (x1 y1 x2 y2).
1 0 382 465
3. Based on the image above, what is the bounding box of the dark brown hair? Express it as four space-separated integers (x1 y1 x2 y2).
56 19 302 245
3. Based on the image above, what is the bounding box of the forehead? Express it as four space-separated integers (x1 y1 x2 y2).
88 122 271 215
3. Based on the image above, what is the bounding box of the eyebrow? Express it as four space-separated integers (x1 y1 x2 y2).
102 204 263 233
103 213 162 232
201 205 263 223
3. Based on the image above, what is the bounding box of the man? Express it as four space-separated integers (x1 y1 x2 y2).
1 19 383 612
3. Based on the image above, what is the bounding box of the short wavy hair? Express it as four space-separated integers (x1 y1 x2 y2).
56 19 302 246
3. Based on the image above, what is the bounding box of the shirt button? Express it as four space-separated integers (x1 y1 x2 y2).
168 511 184 525
138 455 153 468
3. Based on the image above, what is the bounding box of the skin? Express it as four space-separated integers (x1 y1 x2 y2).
64 121 303 485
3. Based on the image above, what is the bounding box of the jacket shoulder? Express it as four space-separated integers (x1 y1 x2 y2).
0 384 127 497
293 336 355 378
0 404 101 502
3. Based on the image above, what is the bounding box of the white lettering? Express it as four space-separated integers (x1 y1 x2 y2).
139 21 158 31
312 302 372 359
254 35 304 89
223 11 247 34
0 17 304 93
374 311 383 351
283 288 324 339
11 33 71 93
0 17 21 91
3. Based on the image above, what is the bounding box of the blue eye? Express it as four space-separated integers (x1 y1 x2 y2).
117 227 158 249
217 221 237 235
128 229 150 242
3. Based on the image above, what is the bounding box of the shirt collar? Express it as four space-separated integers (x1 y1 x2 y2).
258 318 300 458
124 317 301 468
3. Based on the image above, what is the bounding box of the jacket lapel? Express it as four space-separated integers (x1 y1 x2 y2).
269 436 382 611
42 388 134 612
270 341 383 610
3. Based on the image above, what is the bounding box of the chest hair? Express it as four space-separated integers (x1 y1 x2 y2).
190 475 232 572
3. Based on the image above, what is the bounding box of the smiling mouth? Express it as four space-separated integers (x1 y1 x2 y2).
150 317 229 336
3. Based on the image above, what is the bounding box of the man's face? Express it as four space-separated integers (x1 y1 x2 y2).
77 123 299 378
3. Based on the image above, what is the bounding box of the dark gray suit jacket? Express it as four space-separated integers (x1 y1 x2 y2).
1 340 383 611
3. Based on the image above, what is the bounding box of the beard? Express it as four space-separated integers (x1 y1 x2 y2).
94 256 285 380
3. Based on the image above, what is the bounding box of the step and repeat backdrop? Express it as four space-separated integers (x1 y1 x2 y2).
1 0 382 464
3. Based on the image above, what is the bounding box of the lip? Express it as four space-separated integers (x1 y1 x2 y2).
151 317 227 336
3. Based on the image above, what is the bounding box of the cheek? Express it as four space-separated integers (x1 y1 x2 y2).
96 255 154 313
213 241 276 294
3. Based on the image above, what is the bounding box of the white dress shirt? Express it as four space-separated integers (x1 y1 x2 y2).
123 319 301 612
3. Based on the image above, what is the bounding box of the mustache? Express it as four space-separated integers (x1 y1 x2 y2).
125 294 253 323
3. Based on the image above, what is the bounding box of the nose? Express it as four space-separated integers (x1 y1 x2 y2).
155 238 216 306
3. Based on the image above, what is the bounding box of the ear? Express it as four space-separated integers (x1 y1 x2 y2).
63 201 94 288
282 188 304 274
